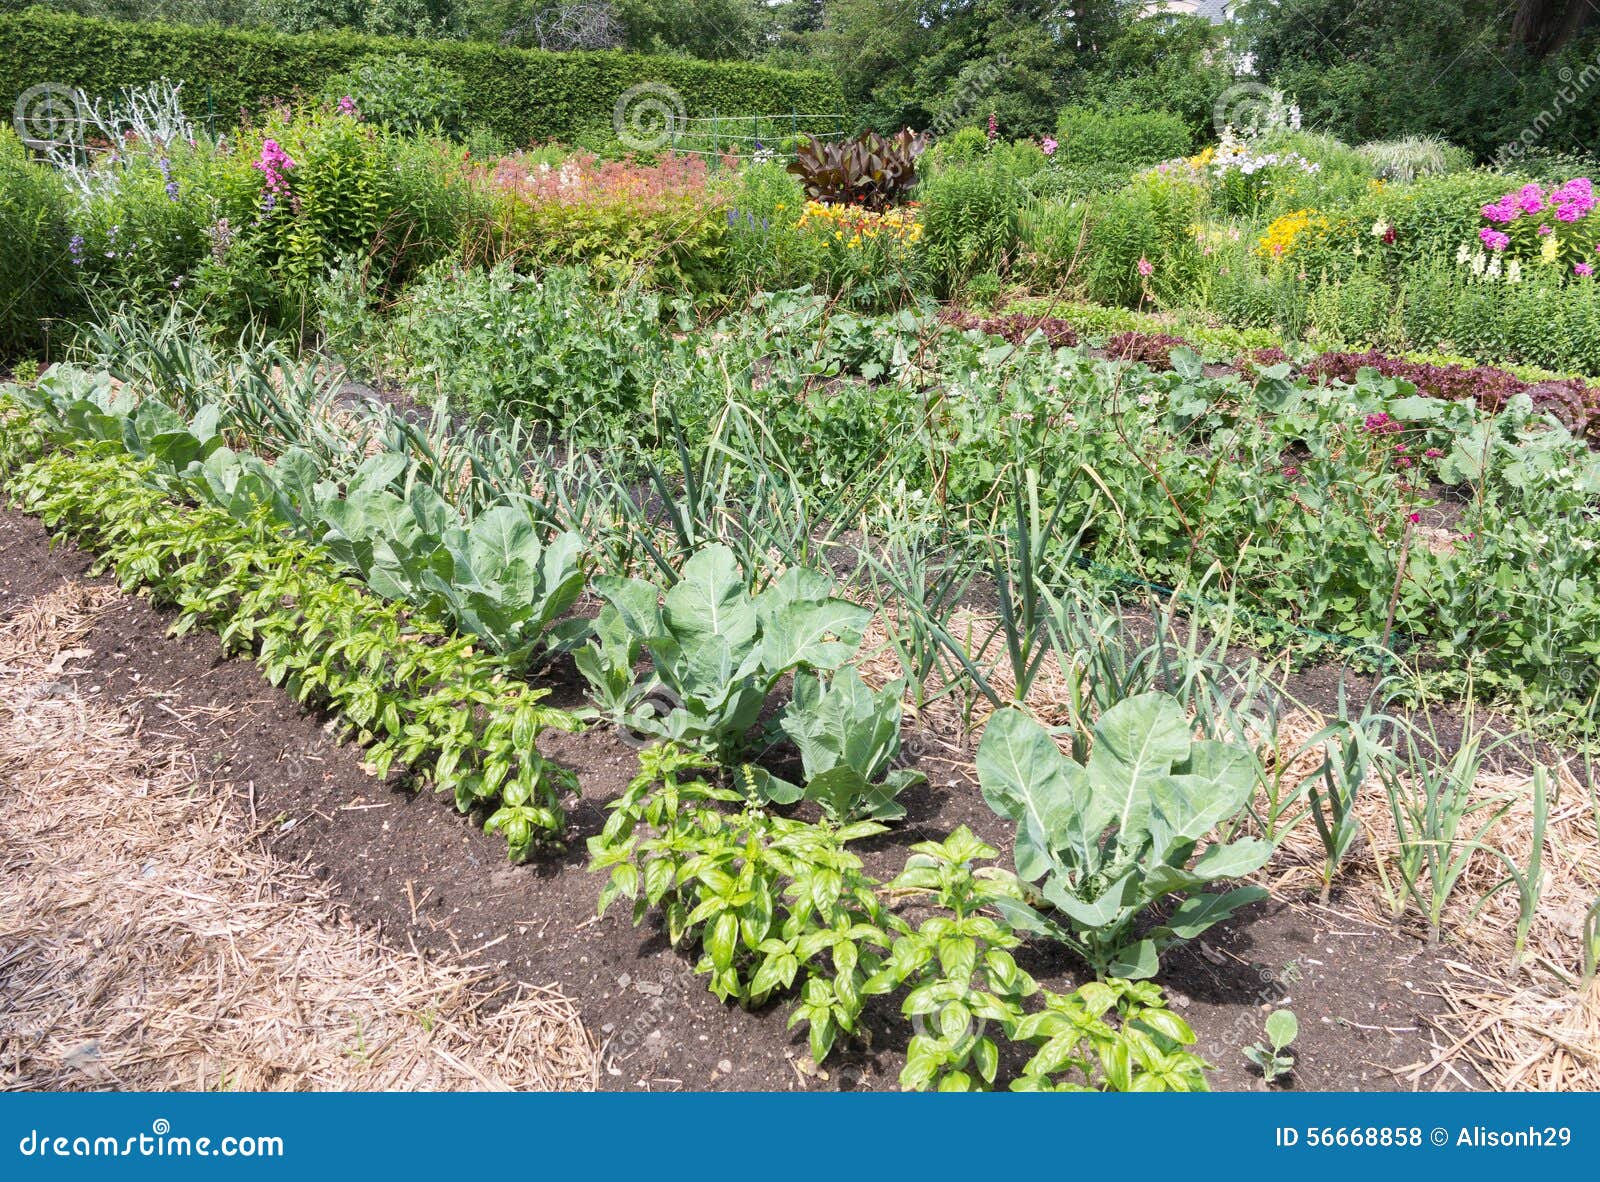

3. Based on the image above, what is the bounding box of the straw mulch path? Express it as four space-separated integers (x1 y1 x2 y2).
0 582 597 1092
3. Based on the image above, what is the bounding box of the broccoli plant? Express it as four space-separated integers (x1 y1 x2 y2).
977 692 1272 978
579 544 870 760
763 667 925 821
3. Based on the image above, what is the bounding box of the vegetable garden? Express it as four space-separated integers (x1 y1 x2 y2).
2 51 1599 1093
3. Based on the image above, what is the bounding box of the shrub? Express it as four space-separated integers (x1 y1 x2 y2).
1393 259 1600 376
1083 169 1205 307
721 160 815 295
1306 268 1395 347
1464 175 1600 279
916 156 1020 297
1357 136 1472 183
1017 197 1088 288
924 125 990 169
1055 107 1192 170
0 10 842 149
0 128 78 357
1365 171 1516 269
478 150 728 291
793 199 922 311
1255 130 1374 215
68 134 223 308
193 106 475 326
320 54 468 139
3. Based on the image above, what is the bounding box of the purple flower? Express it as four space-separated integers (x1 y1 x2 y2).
1479 227 1510 251
338 95 357 117
68 234 83 266
1576 262 1594 277
1040 136 1057 157
252 139 297 196
1137 257 1154 277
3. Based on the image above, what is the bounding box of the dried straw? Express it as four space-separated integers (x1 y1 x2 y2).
0 582 597 1092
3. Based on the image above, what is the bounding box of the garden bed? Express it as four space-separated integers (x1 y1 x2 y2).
0 505 1491 1091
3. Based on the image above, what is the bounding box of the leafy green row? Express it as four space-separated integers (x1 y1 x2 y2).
0 404 579 859
11 365 588 677
588 744 1210 1093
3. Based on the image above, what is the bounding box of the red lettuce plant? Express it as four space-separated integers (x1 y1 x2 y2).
1105 331 1191 369
939 309 1079 348
1304 351 1599 443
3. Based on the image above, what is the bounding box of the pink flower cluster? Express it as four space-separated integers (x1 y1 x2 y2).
1363 411 1403 436
252 139 296 195
1481 177 1594 226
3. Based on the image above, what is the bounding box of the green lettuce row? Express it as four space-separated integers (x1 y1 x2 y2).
0 402 579 860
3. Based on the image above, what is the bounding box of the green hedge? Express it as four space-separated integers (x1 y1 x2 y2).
0 11 844 146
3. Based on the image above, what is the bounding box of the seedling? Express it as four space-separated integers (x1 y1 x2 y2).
1244 1009 1299 1085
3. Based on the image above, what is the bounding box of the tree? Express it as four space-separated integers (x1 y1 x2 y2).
1511 0 1599 56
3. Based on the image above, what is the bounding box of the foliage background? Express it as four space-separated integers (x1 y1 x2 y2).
0 9 844 145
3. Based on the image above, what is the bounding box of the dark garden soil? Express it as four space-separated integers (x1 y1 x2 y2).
0 504 1485 1092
